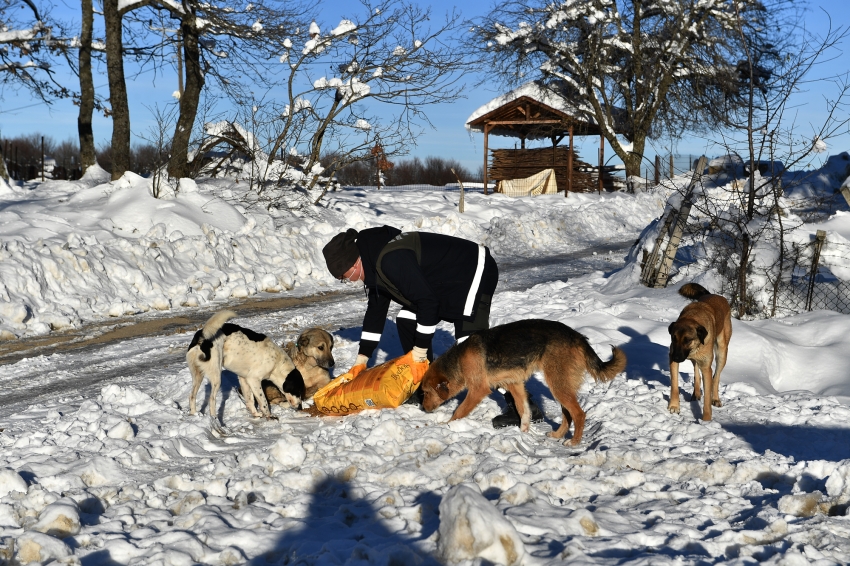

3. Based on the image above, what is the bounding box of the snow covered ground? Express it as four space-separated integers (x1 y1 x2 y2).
2 162 850 565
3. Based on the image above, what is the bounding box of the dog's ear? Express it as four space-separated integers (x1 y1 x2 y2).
696 325 708 344
435 380 451 400
668 322 677 335
297 334 310 349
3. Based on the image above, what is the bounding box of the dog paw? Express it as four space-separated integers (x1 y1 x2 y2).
667 403 680 414
712 400 722 407
564 437 581 447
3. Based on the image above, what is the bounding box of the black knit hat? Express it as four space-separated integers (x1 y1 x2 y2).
323 228 360 279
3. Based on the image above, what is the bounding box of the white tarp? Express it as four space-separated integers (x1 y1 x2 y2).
498 168 558 197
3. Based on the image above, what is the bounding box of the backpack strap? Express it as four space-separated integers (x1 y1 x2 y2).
375 232 421 306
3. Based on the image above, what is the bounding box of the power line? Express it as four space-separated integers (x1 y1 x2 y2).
0 102 48 115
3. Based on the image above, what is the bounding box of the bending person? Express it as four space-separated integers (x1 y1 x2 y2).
322 225 542 428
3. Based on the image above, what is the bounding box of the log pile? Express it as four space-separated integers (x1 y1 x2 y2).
489 147 620 193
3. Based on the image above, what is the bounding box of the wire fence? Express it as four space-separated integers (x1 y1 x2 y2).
775 232 850 316
777 278 850 315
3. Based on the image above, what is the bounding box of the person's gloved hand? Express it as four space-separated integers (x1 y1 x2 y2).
411 346 428 363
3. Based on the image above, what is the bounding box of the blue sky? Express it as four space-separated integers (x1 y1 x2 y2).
1 0 849 174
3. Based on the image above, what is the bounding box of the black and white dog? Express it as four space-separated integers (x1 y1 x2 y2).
186 310 305 423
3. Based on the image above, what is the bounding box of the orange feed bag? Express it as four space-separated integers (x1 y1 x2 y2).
311 352 429 416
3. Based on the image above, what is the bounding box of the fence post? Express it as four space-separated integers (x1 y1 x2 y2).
806 230 826 311
654 154 660 185
451 168 465 214
41 136 45 181
669 154 674 178
640 211 677 285
643 155 708 288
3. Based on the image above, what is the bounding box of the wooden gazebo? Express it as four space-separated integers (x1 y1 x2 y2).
466 82 630 195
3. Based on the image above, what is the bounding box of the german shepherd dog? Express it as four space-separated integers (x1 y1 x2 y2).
668 283 732 421
421 319 627 446
186 311 305 423
263 327 335 404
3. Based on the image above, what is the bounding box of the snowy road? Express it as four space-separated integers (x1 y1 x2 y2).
0 240 631 418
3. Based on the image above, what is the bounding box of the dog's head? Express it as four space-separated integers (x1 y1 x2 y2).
281 368 306 407
668 320 708 363
421 357 464 412
296 328 335 369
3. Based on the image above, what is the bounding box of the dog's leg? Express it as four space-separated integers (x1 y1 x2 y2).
699 361 714 421
187 355 204 415
542 357 586 444
246 377 274 418
668 360 681 414
449 381 491 422
711 341 727 408
548 406 573 439
206 351 222 422
548 392 585 446
237 376 262 417
505 382 531 432
691 360 702 402
448 350 490 422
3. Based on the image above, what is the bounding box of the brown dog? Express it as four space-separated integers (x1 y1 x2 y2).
263 327 335 405
421 319 626 446
668 282 732 421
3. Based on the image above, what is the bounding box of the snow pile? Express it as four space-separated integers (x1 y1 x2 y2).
438 484 526 565
0 174 664 338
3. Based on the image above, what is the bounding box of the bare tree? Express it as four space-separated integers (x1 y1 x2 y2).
103 0 133 180
114 0 309 180
198 0 468 206
472 0 800 178
0 0 73 180
77 0 96 173
386 156 472 186
291 1 466 183
0 0 68 100
136 104 177 197
52 137 81 178
672 14 850 318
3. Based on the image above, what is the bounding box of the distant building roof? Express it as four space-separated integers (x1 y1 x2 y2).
466 80 631 141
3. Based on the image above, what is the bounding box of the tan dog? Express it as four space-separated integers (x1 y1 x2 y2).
186 311 304 423
668 283 732 421
421 319 626 446
263 327 335 405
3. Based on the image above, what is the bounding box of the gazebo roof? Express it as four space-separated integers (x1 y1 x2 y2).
466 81 631 141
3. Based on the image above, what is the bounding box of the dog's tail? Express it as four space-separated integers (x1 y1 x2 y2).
202 310 238 340
584 343 627 383
188 310 238 362
679 282 711 301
